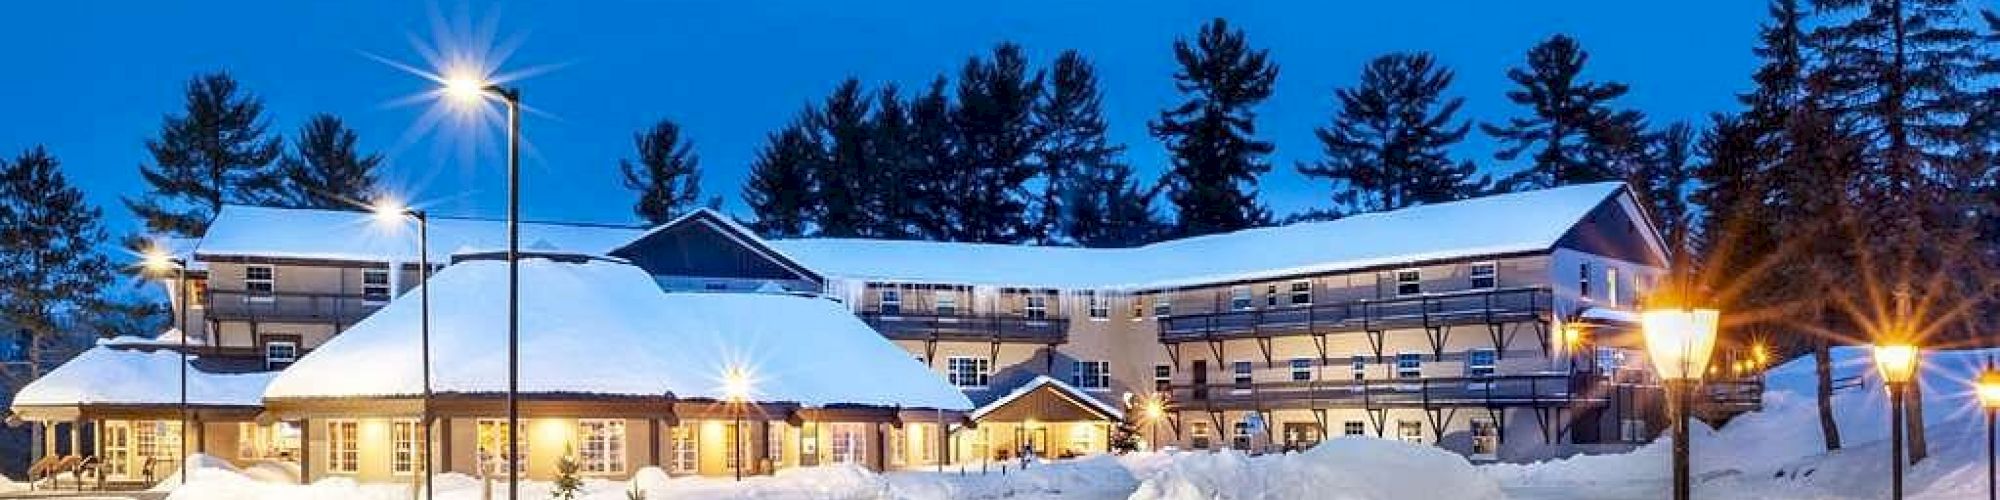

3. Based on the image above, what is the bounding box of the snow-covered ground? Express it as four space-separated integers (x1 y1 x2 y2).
8 346 1991 499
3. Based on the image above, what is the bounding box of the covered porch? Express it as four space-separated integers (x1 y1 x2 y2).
961 376 1125 462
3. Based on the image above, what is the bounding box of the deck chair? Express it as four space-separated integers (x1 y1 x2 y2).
140 456 158 485
73 455 100 491
25 455 56 490
50 455 82 489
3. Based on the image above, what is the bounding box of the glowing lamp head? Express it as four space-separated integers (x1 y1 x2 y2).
441 71 489 104
720 365 755 403
1641 308 1720 381
1871 344 1919 385
371 197 408 224
1142 397 1166 421
141 246 180 274
1978 368 2000 410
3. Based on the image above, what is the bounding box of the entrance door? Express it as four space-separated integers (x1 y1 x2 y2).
1191 360 1209 400
102 422 131 479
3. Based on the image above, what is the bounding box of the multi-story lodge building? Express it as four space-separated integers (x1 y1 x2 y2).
8 181 1761 485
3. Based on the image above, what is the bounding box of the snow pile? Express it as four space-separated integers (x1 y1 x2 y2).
1126 439 1504 500
0 475 26 494
266 257 972 409
886 455 1141 499
12 347 274 407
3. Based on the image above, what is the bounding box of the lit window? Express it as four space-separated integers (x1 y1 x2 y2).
265 341 298 369
1130 296 1147 320
1607 267 1620 307
766 424 785 467
1087 292 1109 320
879 289 901 315
934 291 958 316
244 265 275 302
1072 360 1111 390
725 422 742 469
579 419 626 474
1578 263 1592 299
1289 358 1313 381
1396 353 1422 379
363 269 391 304
1343 421 1366 436
947 356 991 388
326 420 359 474
1397 420 1424 444
1190 422 1212 449
1232 361 1253 389
476 419 526 475
391 420 421 475
669 425 696 474
1289 281 1312 305
1620 418 1649 442
1396 269 1422 296
912 423 935 464
887 424 904 466
1470 262 1497 289
1230 286 1253 310
1467 349 1497 378
1470 418 1500 460
1153 364 1172 392
830 423 865 464
1024 295 1048 320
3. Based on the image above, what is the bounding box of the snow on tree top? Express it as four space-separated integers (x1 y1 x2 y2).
263 257 973 411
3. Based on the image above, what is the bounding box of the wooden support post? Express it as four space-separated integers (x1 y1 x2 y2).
439 417 454 474
648 418 662 467
299 420 313 484
68 421 80 457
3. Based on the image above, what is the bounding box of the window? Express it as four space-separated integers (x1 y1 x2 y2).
190 280 209 308
244 265 275 302
1066 424 1096 455
1396 353 1423 379
1343 420 1367 437
1470 419 1500 460
947 357 991 388
363 269 391 304
1130 296 1147 320
264 341 298 369
1153 364 1172 393
1231 421 1252 450
1264 284 1279 307
1351 353 1369 393
1466 349 1497 378
1024 295 1048 320
1397 420 1424 444
1289 358 1313 381
1578 263 1592 299
391 420 421 475
1596 347 1628 374
887 424 904 466
1282 423 1321 451
326 420 359 474
1153 294 1172 317
878 289 901 315
934 292 958 316
830 423 865 464
103 422 130 477
1606 267 1620 307
1071 360 1110 390
1395 269 1422 296
132 420 183 473
1289 281 1312 305
800 423 820 466
724 422 742 469
669 425 696 474
1232 361 1253 390
766 424 785 467
579 419 626 474
912 423 935 464
477 419 526 475
1190 422 1212 449
1087 292 1109 320
1619 418 1649 442
1230 286 1253 310
1470 262 1497 289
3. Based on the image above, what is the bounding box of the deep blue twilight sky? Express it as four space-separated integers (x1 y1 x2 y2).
0 0 1764 239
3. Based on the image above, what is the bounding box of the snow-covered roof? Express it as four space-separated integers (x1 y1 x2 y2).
969 375 1125 421
263 257 972 411
98 327 198 347
1578 306 1640 324
12 347 274 407
770 182 1635 290
195 205 645 263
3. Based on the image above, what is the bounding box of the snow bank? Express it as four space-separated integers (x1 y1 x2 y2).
887 455 1140 499
1127 438 1504 500
0 474 26 494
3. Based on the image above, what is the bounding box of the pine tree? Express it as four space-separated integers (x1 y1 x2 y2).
868 85 924 239
1482 35 1643 190
1151 18 1279 237
1627 122 1698 258
742 120 820 238
1035 50 1127 245
271 114 381 210
621 119 707 225
949 43 1045 243
550 446 582 500
1298 52 1486 215
1066 161 1165 247
813 78 882 238
122 72 284 237
906 77 962 240
0 147 114 387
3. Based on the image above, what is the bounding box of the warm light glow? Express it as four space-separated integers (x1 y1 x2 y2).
1871 344 1919 385
1562 324 1585 348
721 364 755 403
1978 368 2000 410
1141 396 1166 421
442 69 489 105
141 246 178 274
1751 343 1771 367
1642 308 1720 381
371 197 408 225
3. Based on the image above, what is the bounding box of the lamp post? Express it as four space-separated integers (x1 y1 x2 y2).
143 249 190 486
1141 395 1165 452
1641 308 1720 500
1974 362 2000 500
1873 344 1919 499
722 366 753 481
440 74 523 499
372 200 432 499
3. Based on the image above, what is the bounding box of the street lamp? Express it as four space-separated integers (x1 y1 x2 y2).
1140 394 1166 452
722 366 754 481
1873 343 1919 499
142 247 190 487
372 198 432 499
1642 307 1720 500
436 71 524 499
1975 361 1999 500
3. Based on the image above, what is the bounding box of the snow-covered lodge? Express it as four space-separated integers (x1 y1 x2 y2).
8 181 1763 485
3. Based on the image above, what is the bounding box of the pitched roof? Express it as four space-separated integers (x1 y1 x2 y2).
768 182 1644 289
194 205 645 263
262 257 972 411
969 375 1124 422
11 347 274 408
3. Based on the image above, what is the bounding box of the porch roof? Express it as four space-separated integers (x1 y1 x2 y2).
11 347 274 412
969 375 1124 423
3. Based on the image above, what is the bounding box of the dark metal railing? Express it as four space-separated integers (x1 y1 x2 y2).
858 311 1069 344
204 289 382 323
1158 286 1553 342
1164 373 1587 410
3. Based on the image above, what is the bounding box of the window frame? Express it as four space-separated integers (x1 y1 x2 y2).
264 340 299 370
933 291 958 316
669 425 697 474
1395 269 1422 296
325 419 360 474
1086 292 1109 321
1606 267 1620 307
244 265 275 303
390 419 421 476
1152 293 1172 318
878 288 902 315
1289 280 1312 306
1153 364 1172 393
1343 420 1367 437
1397 420 1424 444
1229 286 1253 311
1469 262 1497 290
947 356 992 389
476 419 527 475
1023 294 1048 320
1466 348 1498 378
1470 418 1500 460
1231 360 1254 392
578 419 627 475
362 269 392 305
1071 360 1111 391
1288 358 1313 382
1396 352 1423 380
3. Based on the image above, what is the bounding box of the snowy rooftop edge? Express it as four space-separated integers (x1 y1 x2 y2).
12 347 274 408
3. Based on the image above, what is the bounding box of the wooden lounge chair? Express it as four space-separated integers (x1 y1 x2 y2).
72 455 100 491
25 455 56 490
50 455 82 489
140 456 158 485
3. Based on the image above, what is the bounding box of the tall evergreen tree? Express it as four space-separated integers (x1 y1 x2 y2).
1298 52 1486 215
1482 35 1644 190
949 43 1045 243
122 72 283 237
812 78 882 238
0 147 114 386
1035 50 1126 245
271 114 381 210
1066 161 1166 247
868 85 924 239
1627 122 1698 257
742 120 820 238
620 119 708 224
905 77 961 240
1151 18 1279 237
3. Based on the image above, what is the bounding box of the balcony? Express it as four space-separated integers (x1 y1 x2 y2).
857 311 1069 344
205 289 382 325
1164 373 1590 411
1159 286 1553 343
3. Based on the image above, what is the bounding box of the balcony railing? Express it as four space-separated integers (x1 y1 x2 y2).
858 311 1069 344
205 289 382 324
1164 373 1589 410
1159 286 1553 342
